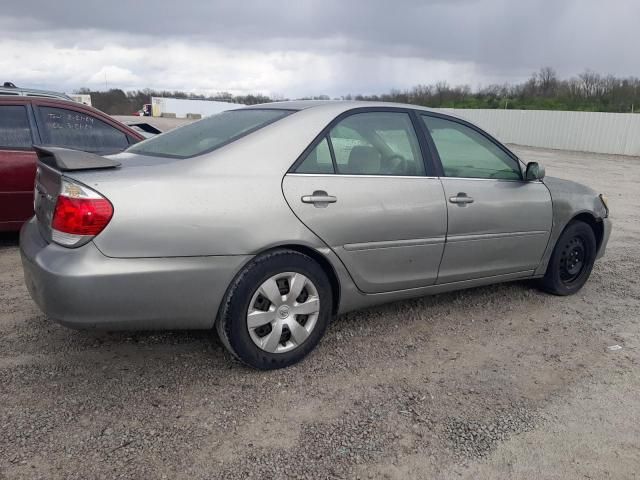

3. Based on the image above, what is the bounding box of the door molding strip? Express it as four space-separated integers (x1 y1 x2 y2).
344 237 446 251
446 230 548 243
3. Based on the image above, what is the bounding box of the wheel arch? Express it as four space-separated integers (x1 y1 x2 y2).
265 244 341 316
569 211 605 253
535 209 605 277
226 243 342 317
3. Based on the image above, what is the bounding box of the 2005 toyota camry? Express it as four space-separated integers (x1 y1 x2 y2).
20 101 611 369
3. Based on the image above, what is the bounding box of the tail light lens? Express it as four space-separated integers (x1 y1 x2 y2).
51 179 113 247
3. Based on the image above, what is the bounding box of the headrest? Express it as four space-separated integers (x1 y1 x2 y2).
345 145 380 175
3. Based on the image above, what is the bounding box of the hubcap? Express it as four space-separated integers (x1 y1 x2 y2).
247 272 320 354
559 236 586 283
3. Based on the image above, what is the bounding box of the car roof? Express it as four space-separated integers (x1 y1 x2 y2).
0 96 92 110
242 99 457 117
0 85 73 101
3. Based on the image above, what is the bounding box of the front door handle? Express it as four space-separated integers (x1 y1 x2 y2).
301 190 337 208
449 192 474 205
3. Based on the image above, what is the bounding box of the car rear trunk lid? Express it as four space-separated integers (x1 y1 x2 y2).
33 147 119 242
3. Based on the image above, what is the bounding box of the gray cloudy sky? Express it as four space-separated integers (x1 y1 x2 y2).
1 0 636 97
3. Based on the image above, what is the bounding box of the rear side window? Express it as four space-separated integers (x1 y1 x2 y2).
0 105 33 149
38 106 129 154
295 137 334 174
128 109 292 159
294 112 426 176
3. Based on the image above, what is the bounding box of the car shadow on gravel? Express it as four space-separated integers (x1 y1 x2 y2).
0 232 19 248
16 278 529 343
7 278 537 372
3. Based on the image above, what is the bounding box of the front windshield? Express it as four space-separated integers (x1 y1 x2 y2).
128 108 292 159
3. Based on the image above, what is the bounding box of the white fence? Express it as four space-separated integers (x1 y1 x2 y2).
436 108 640 156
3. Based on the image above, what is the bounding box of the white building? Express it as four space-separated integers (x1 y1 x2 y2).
68 93 92 106
151 97 243 118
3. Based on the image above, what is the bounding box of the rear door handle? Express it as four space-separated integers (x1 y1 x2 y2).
301 190 337 208
449 192 474 205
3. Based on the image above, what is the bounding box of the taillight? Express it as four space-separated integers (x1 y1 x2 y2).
51 179 113 247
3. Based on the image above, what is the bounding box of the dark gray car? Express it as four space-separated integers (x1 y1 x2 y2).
20 101 611 369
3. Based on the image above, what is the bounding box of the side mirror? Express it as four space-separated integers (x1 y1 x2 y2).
525 162 545 181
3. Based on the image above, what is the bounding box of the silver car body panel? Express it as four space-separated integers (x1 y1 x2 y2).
534 176 611 274
283 173 447 293
20 218 250 329
71 104 359 258
19 100 612 329
337 270 535 314
437 177 552 283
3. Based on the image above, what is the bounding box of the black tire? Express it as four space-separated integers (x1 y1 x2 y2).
539 220 597 296
216 249 333 370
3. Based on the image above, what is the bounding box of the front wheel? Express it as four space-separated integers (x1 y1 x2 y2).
216 249 333 370
539 220 597 295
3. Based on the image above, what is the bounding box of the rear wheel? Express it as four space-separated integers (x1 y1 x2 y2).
216 249 332 369
539 220 597 295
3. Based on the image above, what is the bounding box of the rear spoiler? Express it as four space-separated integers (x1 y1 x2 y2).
34 146 121 172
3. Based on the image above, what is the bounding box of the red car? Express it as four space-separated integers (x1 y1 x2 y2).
0 97 145 231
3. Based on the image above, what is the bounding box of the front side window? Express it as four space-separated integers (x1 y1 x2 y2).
0 105 32 149
421 115 521 180
128 109 292 159
38 107 129 154
328 112 425 176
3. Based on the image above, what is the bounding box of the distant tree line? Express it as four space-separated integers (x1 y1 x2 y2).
344 68 640 112
77 68 640 115
75 87 271 115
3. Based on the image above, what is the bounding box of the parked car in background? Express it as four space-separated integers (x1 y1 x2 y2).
0 96 145 231
135 103 152 116
122 121 163 138
1 82 74 101
20 101 611 369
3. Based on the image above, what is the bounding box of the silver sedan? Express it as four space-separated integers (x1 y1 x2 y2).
20 101 612 369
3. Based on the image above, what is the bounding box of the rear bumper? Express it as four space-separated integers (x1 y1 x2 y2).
20 218 251 330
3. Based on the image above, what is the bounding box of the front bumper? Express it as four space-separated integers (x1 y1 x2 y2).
20 218 251 330
596 217 612 259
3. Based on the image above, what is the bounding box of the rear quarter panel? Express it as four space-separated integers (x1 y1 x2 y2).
72 107 350 258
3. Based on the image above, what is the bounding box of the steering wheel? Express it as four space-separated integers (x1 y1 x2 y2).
385 154 407 175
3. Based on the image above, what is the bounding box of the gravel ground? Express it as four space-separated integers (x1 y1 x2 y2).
1 146 638 479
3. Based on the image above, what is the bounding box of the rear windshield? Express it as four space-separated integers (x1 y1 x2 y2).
128 109 292 158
